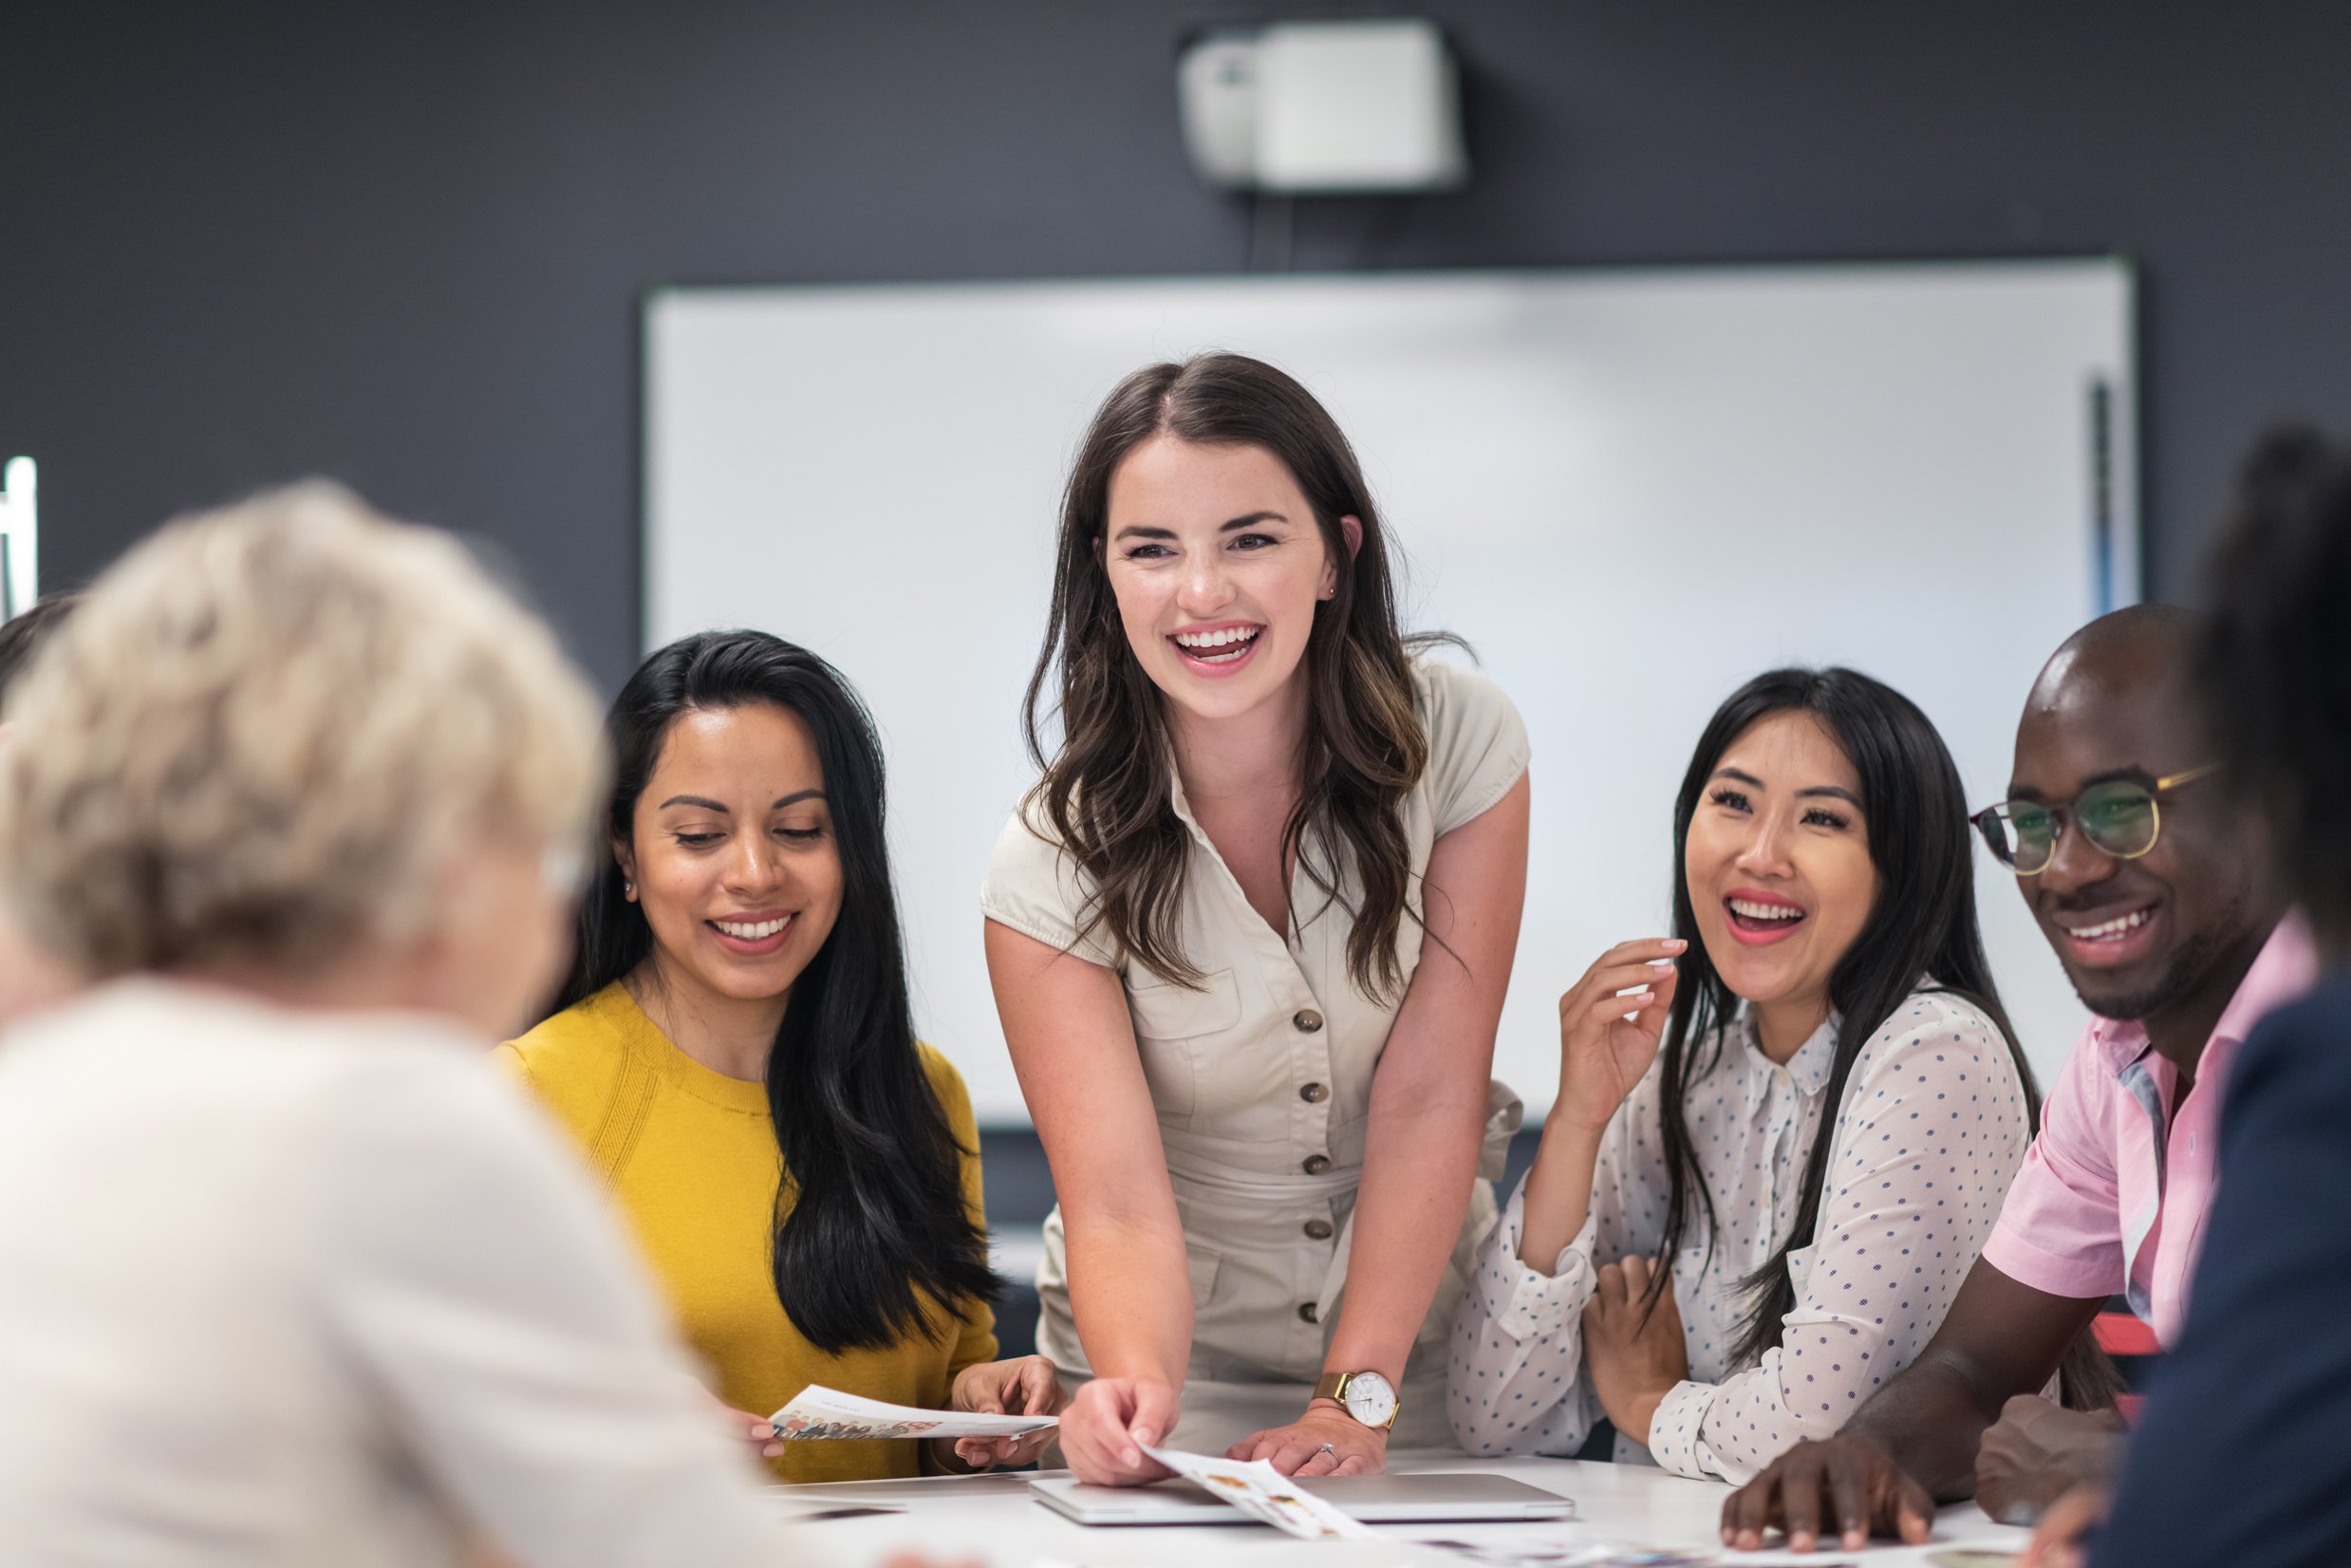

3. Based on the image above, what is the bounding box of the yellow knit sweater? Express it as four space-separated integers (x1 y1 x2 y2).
498 982 997 1482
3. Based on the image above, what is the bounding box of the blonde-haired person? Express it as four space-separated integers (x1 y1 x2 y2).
0 593 79 1023
0 485 859 1567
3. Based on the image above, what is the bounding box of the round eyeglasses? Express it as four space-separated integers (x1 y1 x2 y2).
1971 764 2221 875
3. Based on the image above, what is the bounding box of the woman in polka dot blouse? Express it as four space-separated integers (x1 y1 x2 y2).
1448 667 2040 1485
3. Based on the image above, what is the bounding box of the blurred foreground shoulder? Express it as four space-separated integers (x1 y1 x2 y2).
496 982 641 1133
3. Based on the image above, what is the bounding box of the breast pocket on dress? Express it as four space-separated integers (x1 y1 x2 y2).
1125 966 1241 1129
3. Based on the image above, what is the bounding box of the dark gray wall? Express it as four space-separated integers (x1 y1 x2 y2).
3 2 2346 690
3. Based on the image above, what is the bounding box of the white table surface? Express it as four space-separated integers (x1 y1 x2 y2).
766 1448 2030 1566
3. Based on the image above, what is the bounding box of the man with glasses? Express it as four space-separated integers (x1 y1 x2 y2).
1718 604 2314 1555
2080 426 2351 1567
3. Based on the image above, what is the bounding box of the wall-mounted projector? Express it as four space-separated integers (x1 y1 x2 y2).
1177 18 1467 195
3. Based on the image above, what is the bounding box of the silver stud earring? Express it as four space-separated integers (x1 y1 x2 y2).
623 880 636 899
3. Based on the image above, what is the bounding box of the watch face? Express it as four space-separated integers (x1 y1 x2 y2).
1342 1370 1398 1428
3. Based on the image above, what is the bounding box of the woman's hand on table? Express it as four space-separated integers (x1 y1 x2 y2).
942 1354 1066 1469
1056 1375 1179 1485
1227 1400 1386 1477
1581 1254 1689 1446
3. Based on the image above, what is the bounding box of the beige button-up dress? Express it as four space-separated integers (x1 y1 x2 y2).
983 658 1529 1450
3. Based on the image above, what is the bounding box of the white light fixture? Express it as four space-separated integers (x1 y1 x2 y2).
0 457 35 620
1177 18 1467 195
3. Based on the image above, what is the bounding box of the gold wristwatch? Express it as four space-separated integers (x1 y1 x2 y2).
1314 1369 1400 1429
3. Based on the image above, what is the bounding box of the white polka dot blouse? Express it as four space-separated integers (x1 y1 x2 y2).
1445 988 2031 1484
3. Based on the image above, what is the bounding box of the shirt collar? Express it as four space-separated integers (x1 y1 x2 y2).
2108 911 2321 1075
1735 1006 1841 1112
1165 761 1203 834
2215 912 2319 1046
1785 1011 1841 1096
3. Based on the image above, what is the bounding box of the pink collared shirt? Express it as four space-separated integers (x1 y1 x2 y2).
1981 917 2317 1346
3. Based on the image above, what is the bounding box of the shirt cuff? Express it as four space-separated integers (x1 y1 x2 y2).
1476 1178 1600 1343
1645 1379 1714 1479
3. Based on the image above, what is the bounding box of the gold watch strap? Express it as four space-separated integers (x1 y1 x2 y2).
1313 1371 1398 1428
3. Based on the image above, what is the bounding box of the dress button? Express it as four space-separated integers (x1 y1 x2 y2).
1304 1218 1334 1241
1302 1153 1332 1176
1294 1009 1324 1033
1299 1082 1329 1103
1297 1301 1320 1324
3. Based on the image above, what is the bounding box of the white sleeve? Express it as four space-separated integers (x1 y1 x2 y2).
1446 1092 1652 1458
1646 996 2031 1484
315 1054 825 1567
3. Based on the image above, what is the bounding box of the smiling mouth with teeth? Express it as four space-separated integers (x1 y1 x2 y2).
712 914 793 942
2062 906 2154 943
1170 625 1262 664
1726 896 1806 931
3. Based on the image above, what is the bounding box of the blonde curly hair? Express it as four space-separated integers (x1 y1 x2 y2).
0 482 606 978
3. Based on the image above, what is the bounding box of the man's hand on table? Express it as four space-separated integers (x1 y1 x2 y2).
1719 1434 1936 1553
1974 1394 2126 1523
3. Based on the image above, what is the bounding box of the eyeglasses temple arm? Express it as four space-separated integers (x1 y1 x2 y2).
2155 763 2225 791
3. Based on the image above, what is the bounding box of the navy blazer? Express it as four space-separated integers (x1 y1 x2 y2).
2091 974 2351 1568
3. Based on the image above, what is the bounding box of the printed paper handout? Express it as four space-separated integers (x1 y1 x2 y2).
1140 1445 1380 1540
768 1384 1059 1442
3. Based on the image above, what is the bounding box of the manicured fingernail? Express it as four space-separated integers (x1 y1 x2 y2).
1649 958 1675 968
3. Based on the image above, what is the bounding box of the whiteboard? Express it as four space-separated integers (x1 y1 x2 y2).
645 262 2135 1123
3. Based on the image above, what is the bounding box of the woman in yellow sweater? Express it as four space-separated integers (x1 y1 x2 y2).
503 630 1060 1483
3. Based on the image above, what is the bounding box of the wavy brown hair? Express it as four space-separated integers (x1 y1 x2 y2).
1020 353 1429 999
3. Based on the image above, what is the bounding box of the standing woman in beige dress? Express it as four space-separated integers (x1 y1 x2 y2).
984 353 1531 1485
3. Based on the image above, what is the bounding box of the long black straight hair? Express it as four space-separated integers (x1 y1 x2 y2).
1650 668 2040 1371
554 630 1000 1353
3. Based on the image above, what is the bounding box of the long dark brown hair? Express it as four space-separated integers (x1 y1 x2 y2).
1019 353 1427 998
